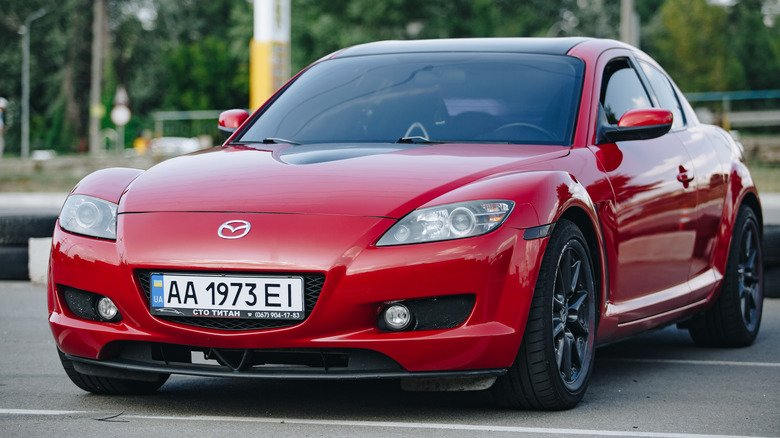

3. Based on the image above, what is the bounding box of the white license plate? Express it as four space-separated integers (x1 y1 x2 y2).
149 273 305 320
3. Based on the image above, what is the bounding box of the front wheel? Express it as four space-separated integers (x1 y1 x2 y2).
687 205 763 347
492 219 597 410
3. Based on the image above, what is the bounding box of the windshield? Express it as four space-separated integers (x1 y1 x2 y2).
239 53 584 146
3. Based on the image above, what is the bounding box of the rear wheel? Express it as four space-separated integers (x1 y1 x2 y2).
492 220 596 410
688 206 763 347
58 349 169 395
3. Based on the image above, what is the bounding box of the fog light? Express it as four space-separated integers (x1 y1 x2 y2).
382 303 412 331
96 297 119 322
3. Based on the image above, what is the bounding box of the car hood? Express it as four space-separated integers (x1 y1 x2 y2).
120 143 569 218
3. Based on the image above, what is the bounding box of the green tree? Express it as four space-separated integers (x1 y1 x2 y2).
289 0 579 72
729 0 780 90
163 36 248 110
2 0 778 155
648 0 744 92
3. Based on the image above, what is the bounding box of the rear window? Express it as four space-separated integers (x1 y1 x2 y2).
240 53 585 146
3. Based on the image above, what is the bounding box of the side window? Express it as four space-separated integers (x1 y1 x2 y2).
638 61 685 130
601 59 652 125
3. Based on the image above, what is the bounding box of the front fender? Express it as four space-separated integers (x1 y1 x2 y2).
422 170 608 336
422 170 599 230
71 167 145 205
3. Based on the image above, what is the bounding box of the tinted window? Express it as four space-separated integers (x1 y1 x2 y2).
240 53 585 146
601 61 652 125
639 61 685 129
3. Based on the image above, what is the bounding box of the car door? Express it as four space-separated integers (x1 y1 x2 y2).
637 59 729 303
591 54 698 323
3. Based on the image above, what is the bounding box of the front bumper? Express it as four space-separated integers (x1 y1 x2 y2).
48 211 547 375
61 343 506 381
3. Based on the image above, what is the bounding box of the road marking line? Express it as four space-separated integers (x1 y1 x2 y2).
601 358 780 368
0 409 83 415
0 409 773 438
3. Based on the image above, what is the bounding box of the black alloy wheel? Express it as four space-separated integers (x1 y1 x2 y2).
493 219 596 410
688 206 763 347
552 237 594 390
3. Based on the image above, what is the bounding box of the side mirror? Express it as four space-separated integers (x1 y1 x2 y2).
218 109 250 140
599 108 673 143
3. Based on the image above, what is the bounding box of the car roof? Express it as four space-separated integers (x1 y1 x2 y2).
329 37 594 59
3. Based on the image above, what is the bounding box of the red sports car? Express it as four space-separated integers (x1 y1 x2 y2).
48 37 764 410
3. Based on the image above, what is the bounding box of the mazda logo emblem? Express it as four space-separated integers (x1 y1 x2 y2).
218 220 251 239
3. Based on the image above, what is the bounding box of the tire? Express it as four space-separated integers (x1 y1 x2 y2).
765 265 780 299
492 219 596 410
58 349 169 395
764 225 780 269
0 215 58 245
0 246 29 280
688 206 763 347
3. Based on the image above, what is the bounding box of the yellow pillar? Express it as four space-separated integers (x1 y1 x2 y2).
250 0 291 111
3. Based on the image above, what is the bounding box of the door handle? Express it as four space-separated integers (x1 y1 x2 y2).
677 166 694 187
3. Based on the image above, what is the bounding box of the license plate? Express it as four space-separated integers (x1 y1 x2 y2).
149 273 305 320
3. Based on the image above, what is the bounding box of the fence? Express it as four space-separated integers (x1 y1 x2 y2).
685 89 780 132
152 110 226 140
151 91 780 159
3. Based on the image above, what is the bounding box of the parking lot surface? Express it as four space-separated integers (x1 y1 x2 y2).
1 281 778 438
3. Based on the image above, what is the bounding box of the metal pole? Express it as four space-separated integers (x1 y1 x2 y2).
89 0 106 156
620 0 638 47
117 124 124 154
250 0 290 110
21 8 47 160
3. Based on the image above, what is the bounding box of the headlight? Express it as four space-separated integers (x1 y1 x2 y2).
59 195 118 240
377 200 514 246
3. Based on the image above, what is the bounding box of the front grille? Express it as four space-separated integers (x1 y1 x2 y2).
137 270 325 331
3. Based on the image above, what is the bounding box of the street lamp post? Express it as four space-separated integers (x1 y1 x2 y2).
20 8 48 160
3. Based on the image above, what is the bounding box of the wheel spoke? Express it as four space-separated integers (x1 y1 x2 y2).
743 269 759 285
553 291 565 311
572 336 586 369
743 228 753 261
745 246 757 270
559 249 573 297
569 259 581 294
567 290 590 336
739 242 757 279
742 284 757 323
555 335 565 369
559 333 574 381
552 317 565 338
568 290 588 315
742 246 759 286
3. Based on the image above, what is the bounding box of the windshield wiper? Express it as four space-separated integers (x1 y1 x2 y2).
397 136 444 144
261 137 301 145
